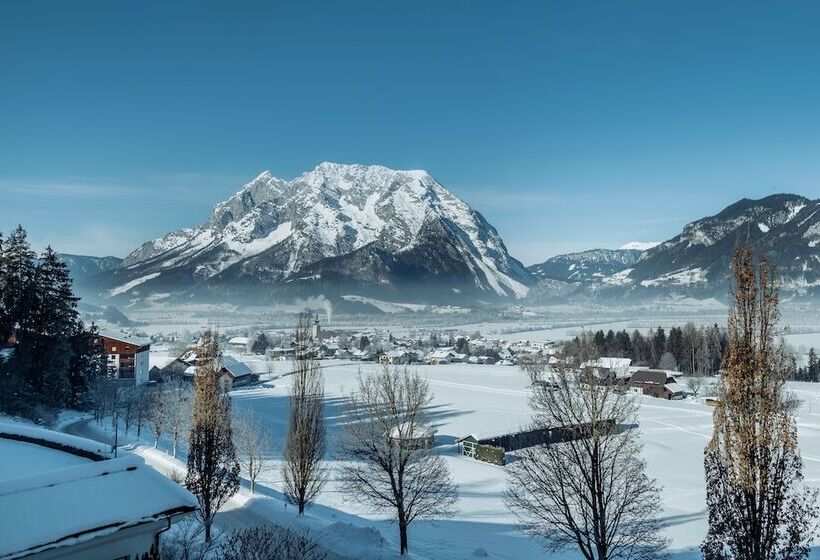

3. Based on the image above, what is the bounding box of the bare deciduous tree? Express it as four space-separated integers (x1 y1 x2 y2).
519 352 549 384
233 409 270 493
148 382 167 448
506 369 667 560
703 248 819 560
163 375 193 458
686 374 705 397
185 329 240 543
282 312 326 514
339 366 457 555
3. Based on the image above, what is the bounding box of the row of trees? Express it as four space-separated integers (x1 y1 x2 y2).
512 248 818 560
563 322 728 374
175 314 456 556
0 226 107 420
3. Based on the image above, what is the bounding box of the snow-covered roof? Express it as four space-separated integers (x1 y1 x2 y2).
429 349 455 359
0 422 111 460
219 355 253 378
0 426 197 559
228 336 250 345
665 383 687 395
389 422 436 440
596 357 632 370
98 329 151 348
385 349 408 358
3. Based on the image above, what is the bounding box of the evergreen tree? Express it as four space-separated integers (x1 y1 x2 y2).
808 348 819 383
1 226 37 332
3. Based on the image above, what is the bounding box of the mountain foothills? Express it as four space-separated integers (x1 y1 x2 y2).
81 163 531 305
540 194 820 301
67 165 820 307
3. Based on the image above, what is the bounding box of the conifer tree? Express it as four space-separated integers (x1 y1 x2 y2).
703 247 819 560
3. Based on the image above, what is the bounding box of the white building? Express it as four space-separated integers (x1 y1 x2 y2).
0 423 197 560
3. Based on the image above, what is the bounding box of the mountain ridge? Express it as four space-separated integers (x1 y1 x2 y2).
89 163 532 304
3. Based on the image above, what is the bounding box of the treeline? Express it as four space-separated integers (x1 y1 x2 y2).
562 323 727 375
0 225 107 421
794 348 820 382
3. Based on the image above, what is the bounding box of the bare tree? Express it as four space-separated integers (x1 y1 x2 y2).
148 382 167 448
506 369 667 560
686 374 705 398
219 525 326 560
163 375 193 458
282 312 326 514
703 248 819 560
519 351 549 384
339 366 458 555
185 329 240 543
233 409 270 493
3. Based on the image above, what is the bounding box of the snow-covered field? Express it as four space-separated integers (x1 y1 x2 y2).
225 361 820 559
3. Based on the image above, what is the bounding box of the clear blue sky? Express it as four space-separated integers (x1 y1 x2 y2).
3 1 820 264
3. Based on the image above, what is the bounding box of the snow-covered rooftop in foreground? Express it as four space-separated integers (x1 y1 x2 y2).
0 423 197 559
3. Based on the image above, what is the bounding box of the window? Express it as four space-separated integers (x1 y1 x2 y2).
111 346 117 352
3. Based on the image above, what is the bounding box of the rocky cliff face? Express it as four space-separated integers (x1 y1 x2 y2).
99 162 532 303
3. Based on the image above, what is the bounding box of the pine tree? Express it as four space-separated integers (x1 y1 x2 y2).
185 330 240 543
1 226 37 332
702 247 819 560
808 348 819 383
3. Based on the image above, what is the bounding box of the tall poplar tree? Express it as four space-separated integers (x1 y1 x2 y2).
703 247 818 560
185 329 240 543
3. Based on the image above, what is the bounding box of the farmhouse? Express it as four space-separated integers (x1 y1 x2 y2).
0 423 196 560
227 336 250 353
97 331 151 385
428 348 455 365
217 355 255 391
389 422 436 450
379 349 412 365
629 369 687 400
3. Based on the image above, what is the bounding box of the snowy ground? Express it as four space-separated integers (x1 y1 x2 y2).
61 357 820 558
225 361 820 559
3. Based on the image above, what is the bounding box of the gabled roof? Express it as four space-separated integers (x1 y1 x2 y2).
99 330 151 348
219 355 253 379
630 369 670 385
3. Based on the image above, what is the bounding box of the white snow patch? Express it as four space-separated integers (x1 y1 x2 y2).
619 241 660 251
109 272 161 297
602 268 634 286
758 222 770 233
640 268 707 287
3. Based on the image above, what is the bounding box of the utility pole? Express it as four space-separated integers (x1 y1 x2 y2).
113 410 119 458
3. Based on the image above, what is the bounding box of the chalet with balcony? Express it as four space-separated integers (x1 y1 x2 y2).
97 331 151 385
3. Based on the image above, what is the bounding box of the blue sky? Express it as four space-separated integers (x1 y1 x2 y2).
3 1 820 264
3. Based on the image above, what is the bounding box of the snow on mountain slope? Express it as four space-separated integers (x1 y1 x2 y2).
528 248 642 284
619 241 660 251
611 194 820 298
108 163 531 302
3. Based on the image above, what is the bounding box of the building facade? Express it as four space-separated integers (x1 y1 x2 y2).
98 332 151 385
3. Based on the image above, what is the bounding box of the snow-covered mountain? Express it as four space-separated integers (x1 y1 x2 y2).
528 248 642 284
598 194 820 299
96 163 532 303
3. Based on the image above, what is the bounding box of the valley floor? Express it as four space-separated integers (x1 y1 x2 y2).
61 360 820 559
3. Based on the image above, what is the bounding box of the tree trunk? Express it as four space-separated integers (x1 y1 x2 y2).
204 518 212 544
399 520 409 555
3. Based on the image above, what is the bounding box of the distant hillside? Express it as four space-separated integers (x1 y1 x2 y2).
528 248 642 284
58 254 123 279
